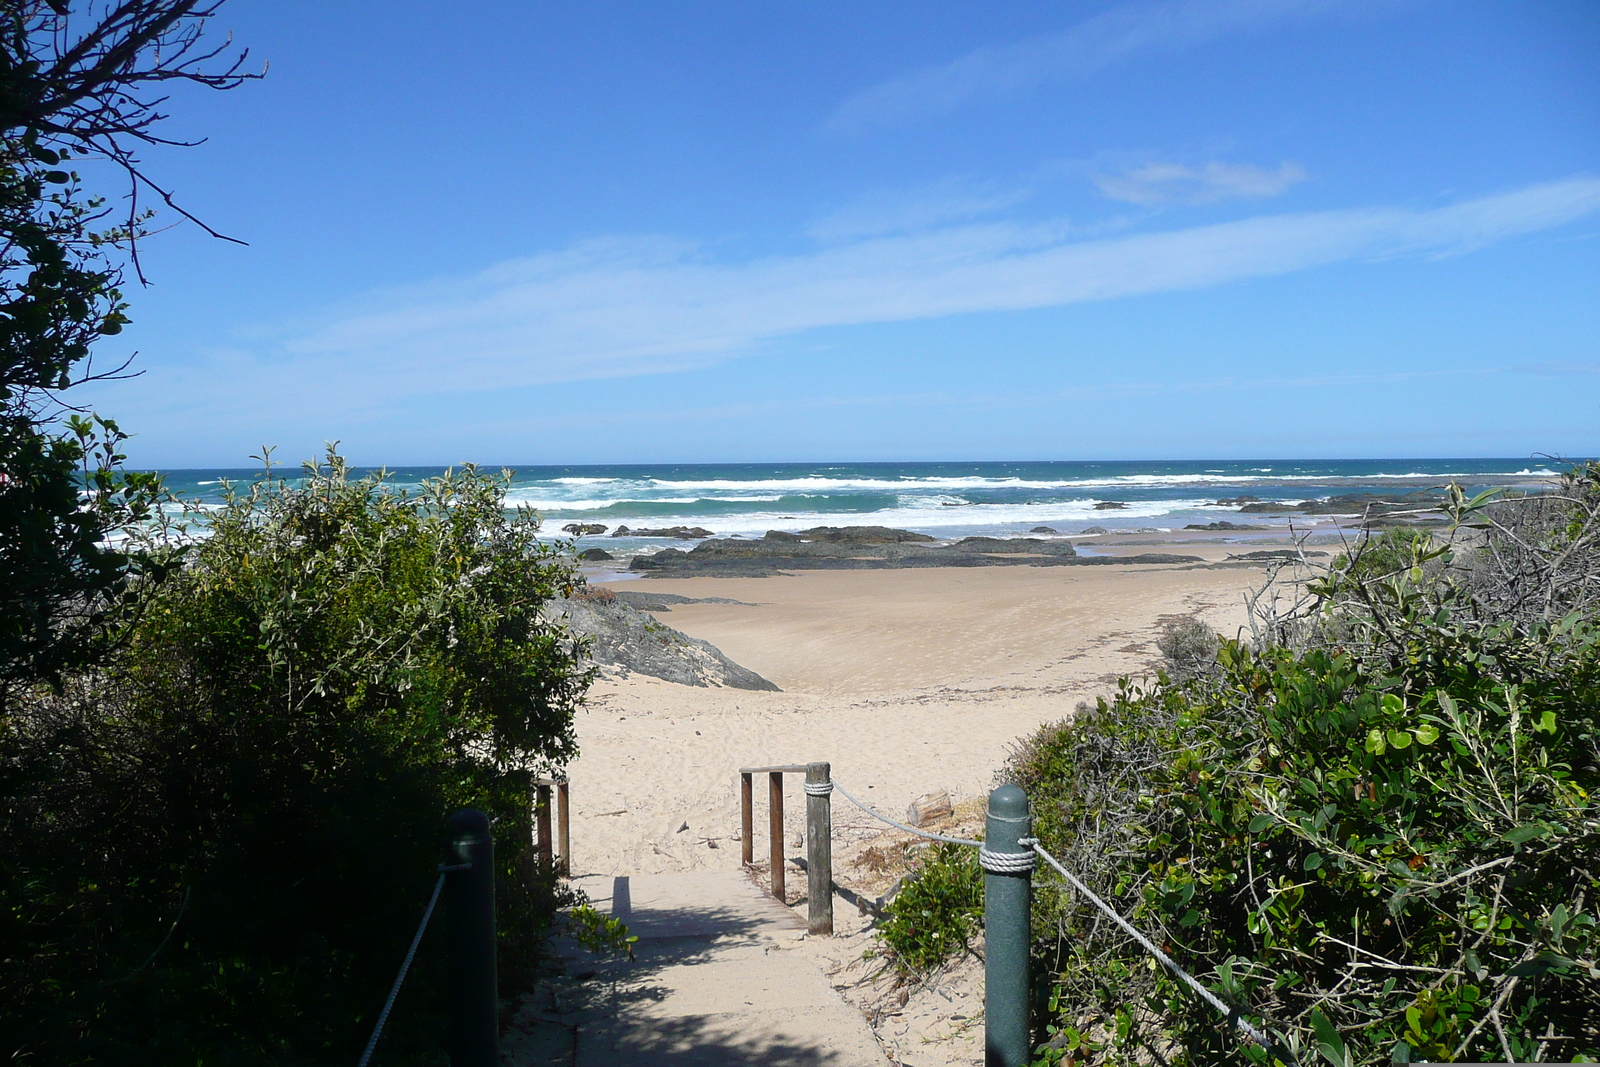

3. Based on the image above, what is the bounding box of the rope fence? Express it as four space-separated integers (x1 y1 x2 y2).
357 863 470 1067
744 765 1291 1066
354 810 500 1067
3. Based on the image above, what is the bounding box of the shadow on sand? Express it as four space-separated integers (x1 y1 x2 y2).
556 873 873 1067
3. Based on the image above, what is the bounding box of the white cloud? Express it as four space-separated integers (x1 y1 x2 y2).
826 0 1390 132
807 177 1034 242
148 176 1600 435
1095 161 1309 204
295 178 1593 386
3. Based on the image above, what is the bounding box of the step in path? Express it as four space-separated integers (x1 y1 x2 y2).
505 869 888 1067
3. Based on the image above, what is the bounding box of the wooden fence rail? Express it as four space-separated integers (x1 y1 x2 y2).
738 763 832 935
530 776 570 876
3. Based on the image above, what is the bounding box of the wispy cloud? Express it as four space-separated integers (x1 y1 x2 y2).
1095 161 1309 204
826 0 1384 132
807 176 1034 242
241 177 1600 412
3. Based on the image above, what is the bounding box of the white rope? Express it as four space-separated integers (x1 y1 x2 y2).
979 847 1036 874
828 780 982 847
357 862 469 1067
801 776 1285 1059
1027 841 1279 1053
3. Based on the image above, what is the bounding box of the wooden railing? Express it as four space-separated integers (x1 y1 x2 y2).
738 762 833 935
531 776 570 876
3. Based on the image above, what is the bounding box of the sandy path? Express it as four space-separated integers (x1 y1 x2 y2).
565 561 1257 881
553 560 1265 1065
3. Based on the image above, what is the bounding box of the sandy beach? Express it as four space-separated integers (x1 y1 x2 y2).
556 541 1289 1063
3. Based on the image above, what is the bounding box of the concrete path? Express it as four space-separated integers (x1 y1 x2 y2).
506 870 888 1067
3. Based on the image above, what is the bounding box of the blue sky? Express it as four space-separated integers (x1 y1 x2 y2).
78 0 1600 467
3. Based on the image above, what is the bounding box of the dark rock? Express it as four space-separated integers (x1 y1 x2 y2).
621 527 1216 577
953 536 1076 556
577 548 615 561
562 522 608 536
1081 526 1110 535
1206 496 1260 507
1093 501 1129 510
1239 491 1444 516
1183 521 1266 531
794 526 936 544
1226 549 1331 561
763 530 802 542
1029 526 1059 534
614 525 714 539
546 594 779 690
610 591 754 611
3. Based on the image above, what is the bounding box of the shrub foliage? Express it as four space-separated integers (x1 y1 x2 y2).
0 455 593 1064
877 463 1600 1065
1011 466 1600 1065
873 841 986 979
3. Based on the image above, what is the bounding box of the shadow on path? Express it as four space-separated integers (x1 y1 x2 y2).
554 871 886 1067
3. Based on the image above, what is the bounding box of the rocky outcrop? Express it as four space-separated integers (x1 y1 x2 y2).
625 526 1202 577
562 523 608 536
768 526 936 544
1029 526 1059 534
577 548 614 561
611 525 715 539
1093 501 1129 510
1238 492 1443 518
1183 521 1265 531
547 591 779 691
609 591 753 611
949 536 1069 554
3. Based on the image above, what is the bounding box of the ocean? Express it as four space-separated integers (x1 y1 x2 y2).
153 459 1569 556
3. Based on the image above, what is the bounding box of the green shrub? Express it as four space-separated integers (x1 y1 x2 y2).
1317 527 1437 588
0 453 593 1064
871 842 985 979
566 904 638 959
870 464 1600 1065
1016 630 1599 1066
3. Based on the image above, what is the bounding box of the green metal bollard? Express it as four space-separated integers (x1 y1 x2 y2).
983 784 1033 1067
445 809 497 1067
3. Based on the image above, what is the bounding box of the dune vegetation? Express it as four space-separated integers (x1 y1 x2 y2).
881 464 1600 1065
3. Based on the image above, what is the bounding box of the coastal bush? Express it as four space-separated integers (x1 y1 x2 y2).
1010 465 1600 1065
871 842 985 979
1016 632 1598 1066
1156 616 1220 683
0 453 593 1064
566 903 639 959
1333 527 1436 585
878 463 1600 1065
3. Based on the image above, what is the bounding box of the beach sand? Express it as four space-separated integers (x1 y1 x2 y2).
556 545 1281 1063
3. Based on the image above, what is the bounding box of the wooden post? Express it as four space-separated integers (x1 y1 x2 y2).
535 783 553 867
769 770 785 903
740 772 753 865
556 780 571 877
805 761 834 935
